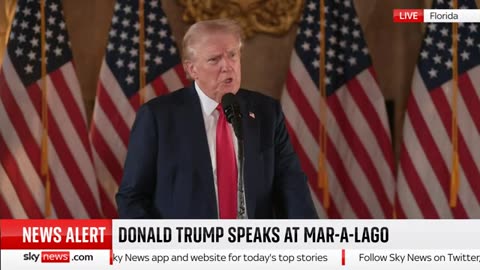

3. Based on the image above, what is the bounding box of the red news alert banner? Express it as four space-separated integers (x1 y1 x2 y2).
0 219 112 250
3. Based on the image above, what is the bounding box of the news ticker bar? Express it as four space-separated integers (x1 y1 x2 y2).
393 9 480 22
2 219 480 269
3 249 480 270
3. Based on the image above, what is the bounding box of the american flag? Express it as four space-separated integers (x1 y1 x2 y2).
397 0 480 218
90 0 188 217
0 0 101 218
281 0 395 218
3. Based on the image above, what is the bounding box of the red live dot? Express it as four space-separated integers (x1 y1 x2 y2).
393 9 424 23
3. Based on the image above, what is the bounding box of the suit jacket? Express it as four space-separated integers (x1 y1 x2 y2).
116 85 317 219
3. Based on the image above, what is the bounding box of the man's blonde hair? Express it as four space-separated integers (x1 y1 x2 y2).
182 19 244 62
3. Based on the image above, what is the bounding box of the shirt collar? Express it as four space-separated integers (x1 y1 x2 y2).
194 81 219 116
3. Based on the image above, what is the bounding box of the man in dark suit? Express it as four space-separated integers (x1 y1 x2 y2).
116 19 317 219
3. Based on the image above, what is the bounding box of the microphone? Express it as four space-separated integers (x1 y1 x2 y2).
221 93 243 140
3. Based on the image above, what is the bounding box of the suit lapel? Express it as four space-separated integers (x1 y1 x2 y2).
177 86 218 218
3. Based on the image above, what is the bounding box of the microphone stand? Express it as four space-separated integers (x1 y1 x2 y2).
221 93 247 219
237 138 247 219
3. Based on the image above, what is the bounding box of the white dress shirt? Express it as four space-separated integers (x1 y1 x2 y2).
194 82 238 216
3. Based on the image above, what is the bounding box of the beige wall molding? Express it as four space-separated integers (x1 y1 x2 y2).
177 0 304 38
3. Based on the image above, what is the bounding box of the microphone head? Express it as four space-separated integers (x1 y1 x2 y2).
221 93 237 110
221 93 239 124
220 93 243 139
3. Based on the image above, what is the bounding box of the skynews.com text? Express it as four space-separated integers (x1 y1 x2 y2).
23 251 94 263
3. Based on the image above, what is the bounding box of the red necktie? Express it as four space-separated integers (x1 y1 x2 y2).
216 105 237 219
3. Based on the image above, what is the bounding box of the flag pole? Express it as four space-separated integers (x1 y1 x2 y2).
40 0 51 217
139 0 146 105
450 0 459 208
3 0 17 46
318 0 329 209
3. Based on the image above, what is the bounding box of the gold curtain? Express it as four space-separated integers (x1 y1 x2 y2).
0 0 17 64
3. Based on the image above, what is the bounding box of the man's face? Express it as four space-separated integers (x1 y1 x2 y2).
184 32 241 102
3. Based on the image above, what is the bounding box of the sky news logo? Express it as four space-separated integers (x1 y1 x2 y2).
24 251 69 263
23 251 94 263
